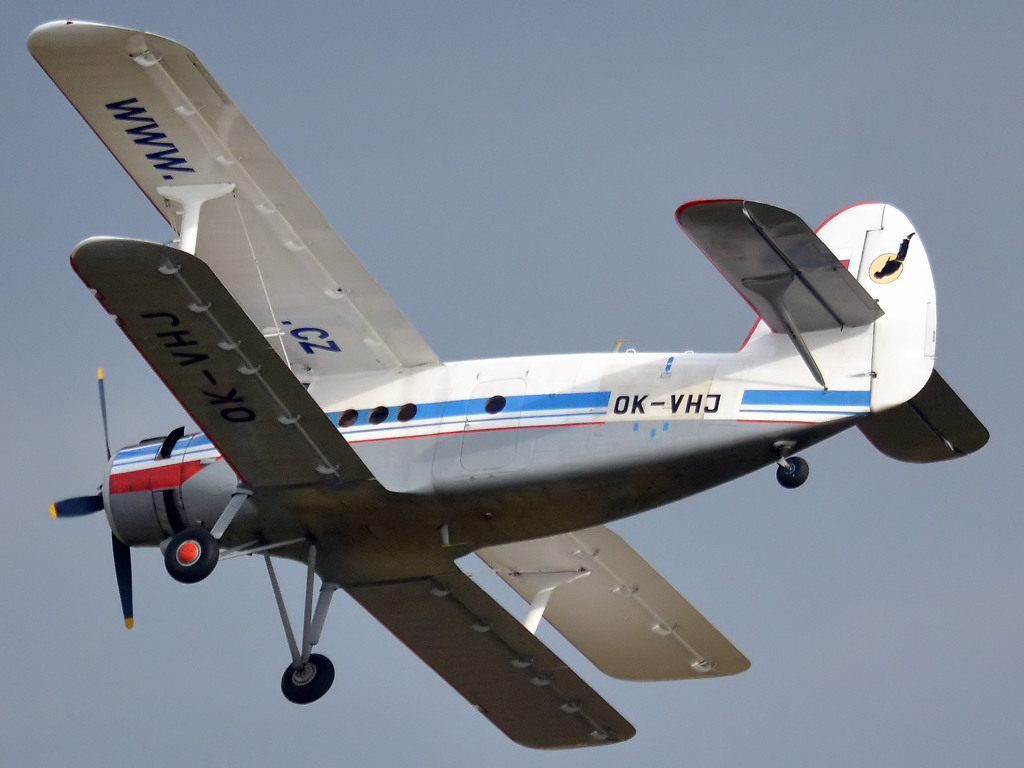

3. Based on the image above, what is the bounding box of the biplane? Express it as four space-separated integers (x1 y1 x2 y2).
31 20 987 748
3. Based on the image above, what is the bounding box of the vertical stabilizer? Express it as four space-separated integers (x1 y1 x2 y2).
817 204 936 412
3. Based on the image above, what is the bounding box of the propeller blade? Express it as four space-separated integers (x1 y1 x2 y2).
97 367 111 461
50 493 104 518
111 533 134 629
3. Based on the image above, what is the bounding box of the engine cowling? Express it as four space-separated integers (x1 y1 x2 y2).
102 432 239 546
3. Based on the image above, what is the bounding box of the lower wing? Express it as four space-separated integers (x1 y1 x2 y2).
478 525 749 681
348 571 635 748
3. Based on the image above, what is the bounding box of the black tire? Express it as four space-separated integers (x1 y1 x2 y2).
776 456 809 489
164 526 219 583
281 653 335 704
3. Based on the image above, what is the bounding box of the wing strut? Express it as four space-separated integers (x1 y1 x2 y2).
773 300 828 389
521 571 590 634
157 183 235 254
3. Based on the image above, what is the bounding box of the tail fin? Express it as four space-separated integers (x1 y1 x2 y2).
818 203 987 460
679 200 986 458
817 203 936 412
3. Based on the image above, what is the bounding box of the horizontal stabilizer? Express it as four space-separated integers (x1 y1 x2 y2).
72 238 373 489
348 572 634 749
677 200 883 334
859 369 989 462
477 526 749 680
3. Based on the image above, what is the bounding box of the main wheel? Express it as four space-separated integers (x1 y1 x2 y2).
776 456 809 489
164 526 219 583
281 653 335 704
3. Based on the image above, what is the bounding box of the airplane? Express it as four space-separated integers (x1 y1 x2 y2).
30 20 988 749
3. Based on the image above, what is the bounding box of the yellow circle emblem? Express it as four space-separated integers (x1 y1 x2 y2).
870 253 904 284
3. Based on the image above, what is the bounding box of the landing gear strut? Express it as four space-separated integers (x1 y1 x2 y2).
265 544 339 705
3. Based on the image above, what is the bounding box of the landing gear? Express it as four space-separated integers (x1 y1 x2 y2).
265 544 339 705
162 490 250 584
281 653 335 704
776 456 809 489
164 526 219 583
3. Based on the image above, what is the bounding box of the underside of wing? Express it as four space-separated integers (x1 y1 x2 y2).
347 571 635 749
677 199 883 334
477 526 749 680
30 20 438 378
72 237 373 488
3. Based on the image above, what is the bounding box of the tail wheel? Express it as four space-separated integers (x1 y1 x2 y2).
165 526 219 583
776 456 809 489
281 653 335 704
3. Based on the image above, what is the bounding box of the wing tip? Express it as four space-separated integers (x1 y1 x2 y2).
675 197 743 225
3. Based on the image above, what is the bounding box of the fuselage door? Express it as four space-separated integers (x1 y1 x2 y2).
460 378 527 472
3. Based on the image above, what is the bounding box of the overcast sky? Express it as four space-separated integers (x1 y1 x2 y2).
3 1 1021 766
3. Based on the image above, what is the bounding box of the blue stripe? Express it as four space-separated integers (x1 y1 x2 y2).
742 389 870 407
740 408 866 416
113 433 218 466
504 391 610 413
329 391 611 428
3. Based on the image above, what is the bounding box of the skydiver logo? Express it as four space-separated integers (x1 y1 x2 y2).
106 98 195 180
870 233 915 284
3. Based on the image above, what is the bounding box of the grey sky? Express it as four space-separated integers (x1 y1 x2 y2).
3 1 1021 765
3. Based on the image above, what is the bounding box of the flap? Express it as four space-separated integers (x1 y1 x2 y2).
859 369 989 462
677 199 883 333
477 526 749 680
30 21 439 377
347 572 634 749
72 238 373 488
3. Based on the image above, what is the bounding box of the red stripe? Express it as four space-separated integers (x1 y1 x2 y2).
737 418 817 425
109 459 206 494
815 201 881 233
345 420 607 444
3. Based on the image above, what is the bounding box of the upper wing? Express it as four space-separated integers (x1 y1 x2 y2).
73 237 372 488
30 20 438 378
347 571 635 749
477 526 750 681
677 199 883 334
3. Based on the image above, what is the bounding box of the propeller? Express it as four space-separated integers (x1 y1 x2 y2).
111 533 133 629
51 368 134 629
50 492 103 518
98 366 111 461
